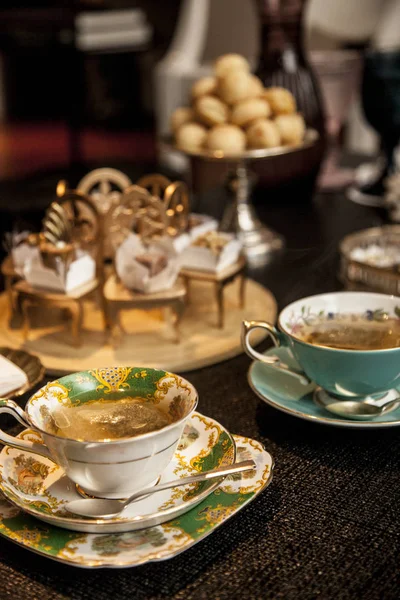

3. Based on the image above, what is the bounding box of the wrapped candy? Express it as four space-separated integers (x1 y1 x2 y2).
23 249 96 293
188 214 218 241
116 233 180 293
180 231 242 272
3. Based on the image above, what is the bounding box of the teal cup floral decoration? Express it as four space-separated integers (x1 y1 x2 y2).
242 292 400 400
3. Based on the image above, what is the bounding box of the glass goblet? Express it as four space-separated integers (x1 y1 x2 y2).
310 50 363 191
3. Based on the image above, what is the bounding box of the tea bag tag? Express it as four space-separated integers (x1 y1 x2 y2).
53 408 70 429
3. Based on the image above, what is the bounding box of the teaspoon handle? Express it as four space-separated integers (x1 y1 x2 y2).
381 399 400 414
122 459 256 508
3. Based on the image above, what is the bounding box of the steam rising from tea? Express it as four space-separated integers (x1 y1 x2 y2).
52 398 172 441
295 313 400 350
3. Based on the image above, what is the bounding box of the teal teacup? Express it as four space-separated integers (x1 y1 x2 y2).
242 291 400 400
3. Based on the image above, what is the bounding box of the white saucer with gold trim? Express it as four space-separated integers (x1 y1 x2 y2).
0 412 235 533
0 435 273 568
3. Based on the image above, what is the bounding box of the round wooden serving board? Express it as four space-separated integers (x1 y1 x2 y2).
0 278 276 375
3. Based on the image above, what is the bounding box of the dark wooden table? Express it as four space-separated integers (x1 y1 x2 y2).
0 179 399 600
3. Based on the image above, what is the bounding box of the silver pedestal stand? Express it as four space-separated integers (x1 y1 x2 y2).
161 130 318 262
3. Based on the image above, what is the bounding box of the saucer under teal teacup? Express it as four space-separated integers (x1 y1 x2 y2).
243 291 400 401
248 346 400 429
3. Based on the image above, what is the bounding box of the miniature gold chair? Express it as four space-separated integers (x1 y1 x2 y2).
136 173 172 200
104 184 186 345
14 188 107 347
77 168 132 215
136 175 190 237
180 256 246 328
77 168 132 258
163 180 190 237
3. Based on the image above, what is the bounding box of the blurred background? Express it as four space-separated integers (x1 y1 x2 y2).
2 0 396 179
0 0 399 241
0 0 181 178
0 0 399 349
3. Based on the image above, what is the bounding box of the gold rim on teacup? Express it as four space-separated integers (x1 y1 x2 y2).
0 367 200 499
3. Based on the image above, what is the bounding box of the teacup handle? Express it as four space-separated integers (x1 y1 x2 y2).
241 320 311 385
0 399 52 459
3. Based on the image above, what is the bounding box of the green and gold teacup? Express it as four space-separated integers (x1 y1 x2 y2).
242 291 400 400
0 367 198 499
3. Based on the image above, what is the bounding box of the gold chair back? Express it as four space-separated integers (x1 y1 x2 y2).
77 168 132 215
163 181 190 237
136 174 171 199
56 186 104 273
109 185 168 250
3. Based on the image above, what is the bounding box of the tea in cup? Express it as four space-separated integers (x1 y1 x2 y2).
0 367 198 498
242 291 400 399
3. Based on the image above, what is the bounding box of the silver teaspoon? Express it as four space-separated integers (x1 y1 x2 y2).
323 398 400 421
65 459 256 519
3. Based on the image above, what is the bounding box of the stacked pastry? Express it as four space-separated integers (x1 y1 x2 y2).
180 231 242 272
115 234 181 293
171 53 305 156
